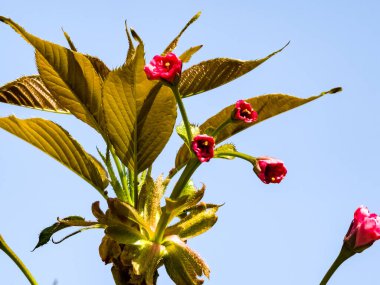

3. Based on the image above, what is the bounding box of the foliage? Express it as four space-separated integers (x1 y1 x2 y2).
0 12 341 285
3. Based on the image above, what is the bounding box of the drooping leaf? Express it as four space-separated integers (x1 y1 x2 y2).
163 12 201 54
175 88 342 169
163 235 210 285
179 45 203 63
0 17 105 133
179 43 289 98
165 206 219 240
99 235 122 264
0 75 69 113
33 216 86 250
0 116 109 192
102 41 177 173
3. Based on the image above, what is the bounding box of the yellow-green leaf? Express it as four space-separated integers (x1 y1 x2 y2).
179 45 203 63
0 75 69 113
163 12 201 54
102 41 177 173
105 225 146 245
138 175 162 229
163 235 210 284
0 17 105 133
165 206 218 240
0 116 109 192
179 43 288 98
176 88 342 169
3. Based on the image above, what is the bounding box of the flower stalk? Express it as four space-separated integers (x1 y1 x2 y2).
172 86 193 146
0 235 38 285
320 245 355 285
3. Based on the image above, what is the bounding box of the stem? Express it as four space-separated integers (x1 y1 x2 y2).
216 151 256 164
320 245 355 285
110 147 131 203
172 86 192 145
154 159 200 242
0 235 38 285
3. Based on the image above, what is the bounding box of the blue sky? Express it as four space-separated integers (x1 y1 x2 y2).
1 1 380 284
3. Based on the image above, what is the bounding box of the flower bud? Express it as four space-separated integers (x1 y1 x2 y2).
254 157 287 184
144 52 182 84
233 100 258 123
344 206 380 253
191 135 215 162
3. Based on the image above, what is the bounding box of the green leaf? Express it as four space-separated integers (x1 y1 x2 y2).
163 12 201 54
0 75 69 113
163 235 210 285
105 225 146 245
165 206 219 240
179 43 289 98
102 41 177 173
179 45 203 63
0 116 109 192
0 17 105 133
175 88 342 169
214 143 237 160
34 216 86 250
176 122 199 146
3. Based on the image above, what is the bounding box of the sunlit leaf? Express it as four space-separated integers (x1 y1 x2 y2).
179 45 203 63
0 116 109 192
0 17 105 133
0 75 69 113
165 205 218 240
163 235 210 284
163 12 201 54
131 241 164 285
179 43 289 98
105 225 146 245
102 41 177 173
176 88 342 169
33 216 86 250
62 28 77 51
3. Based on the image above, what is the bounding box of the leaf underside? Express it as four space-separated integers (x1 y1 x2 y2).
0 116 108 191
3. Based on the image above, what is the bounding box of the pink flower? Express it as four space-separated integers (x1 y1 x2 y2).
344 206 380 251
233 100 258 123
191 135 215 162
144 52 182 84
254 157 287 184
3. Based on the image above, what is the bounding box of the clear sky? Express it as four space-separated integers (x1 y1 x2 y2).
1 1 380 284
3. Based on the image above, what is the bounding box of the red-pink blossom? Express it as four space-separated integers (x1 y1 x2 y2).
254 157 287 184
191 135 215 163
344 206 380 250
144 52 182 84
233 100 258 123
